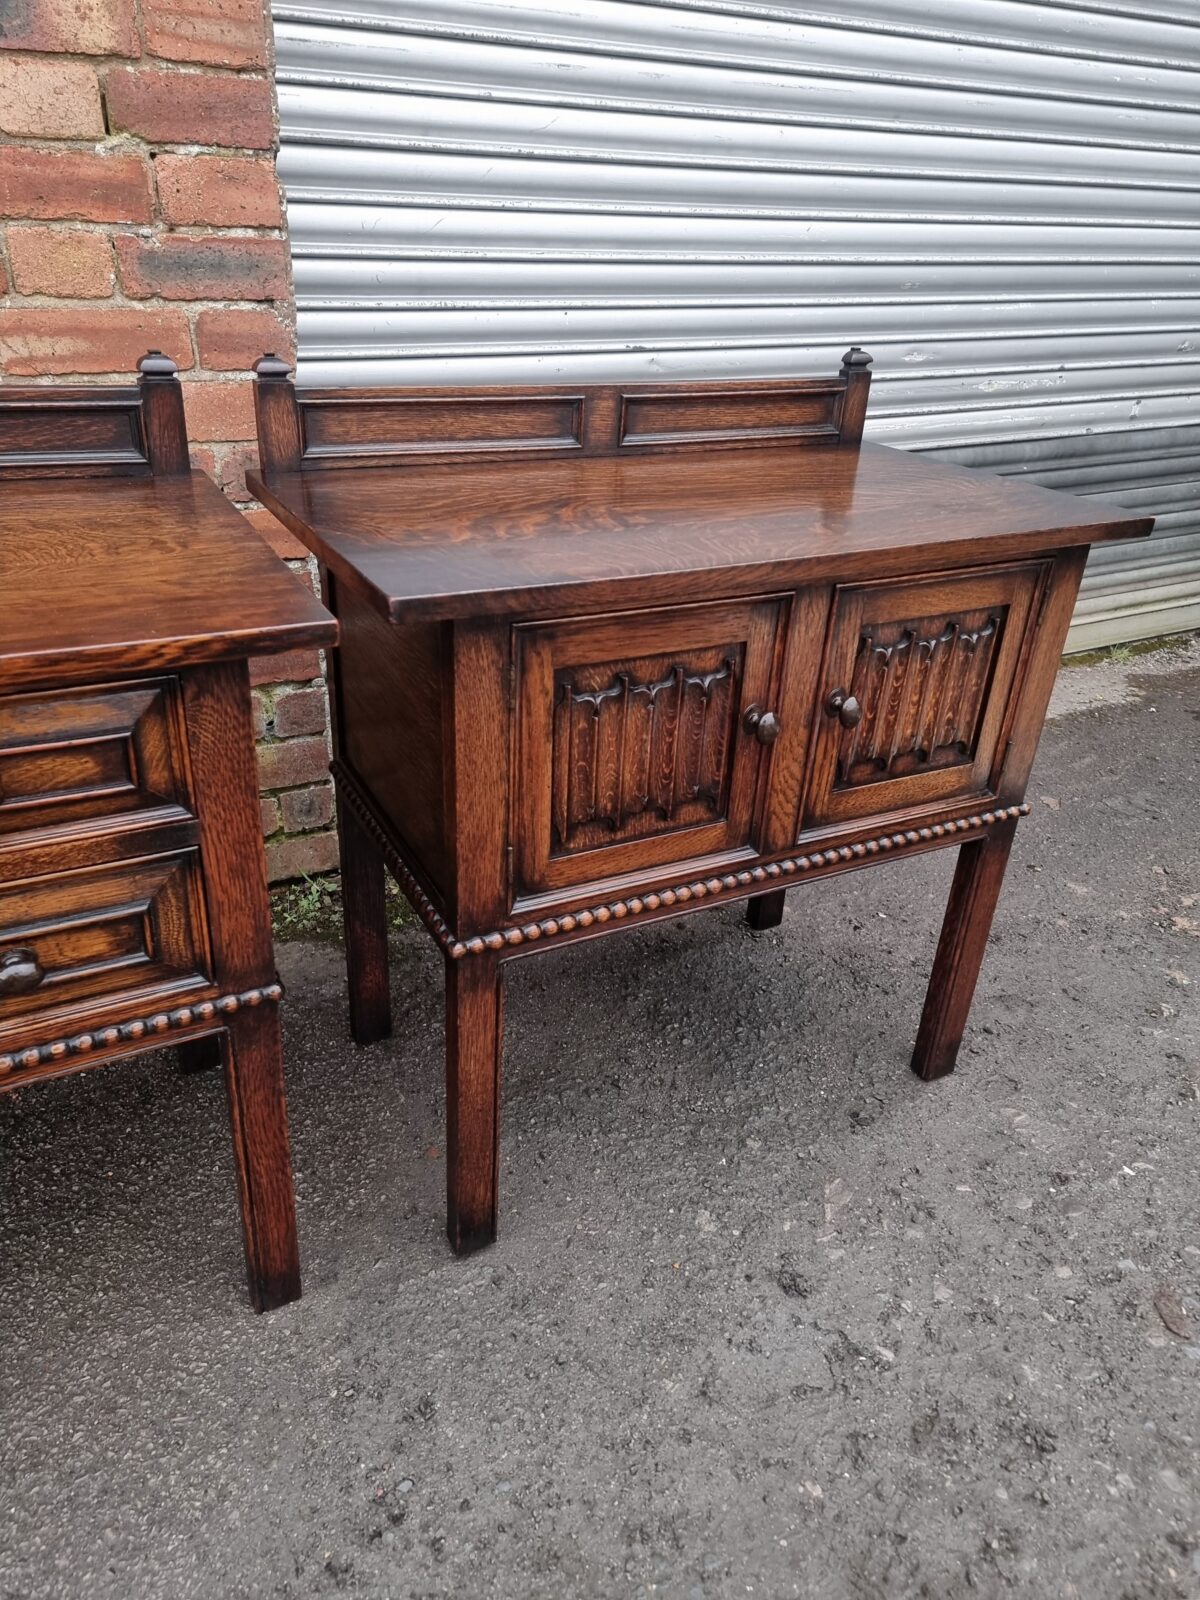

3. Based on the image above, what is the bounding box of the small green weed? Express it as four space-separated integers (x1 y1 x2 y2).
1065 630 1195 669
270 871 415 942
271 873 341 941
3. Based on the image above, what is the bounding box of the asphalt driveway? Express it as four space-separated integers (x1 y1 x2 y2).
1 638 1197 1600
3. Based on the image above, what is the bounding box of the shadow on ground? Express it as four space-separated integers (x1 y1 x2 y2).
1 643 1197 1599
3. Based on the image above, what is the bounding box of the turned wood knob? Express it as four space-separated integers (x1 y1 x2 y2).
826 689 863 729
0 948 44 998
743 705 781 745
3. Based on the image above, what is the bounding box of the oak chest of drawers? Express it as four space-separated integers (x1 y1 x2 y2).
0 356 336 1310
249 348 1152 1256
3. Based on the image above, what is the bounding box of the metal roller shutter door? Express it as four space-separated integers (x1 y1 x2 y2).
272 0 1200 650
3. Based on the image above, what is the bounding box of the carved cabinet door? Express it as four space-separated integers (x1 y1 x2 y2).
803 563 1046 831
513 597 785 898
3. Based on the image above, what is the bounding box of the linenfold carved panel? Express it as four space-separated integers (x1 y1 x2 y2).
836 605 1005 789
551 646 742 854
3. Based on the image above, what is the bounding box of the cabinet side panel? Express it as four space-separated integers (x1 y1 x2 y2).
335 585 448 895
994 547 1089 807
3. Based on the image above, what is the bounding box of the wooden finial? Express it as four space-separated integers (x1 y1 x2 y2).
254 353 293 381
137 350 189 475
837 346 874 446
252 353 302 472
138 350 180 380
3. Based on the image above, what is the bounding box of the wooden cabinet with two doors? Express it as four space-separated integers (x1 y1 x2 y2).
510 559 1049 919
251 348 1149 1255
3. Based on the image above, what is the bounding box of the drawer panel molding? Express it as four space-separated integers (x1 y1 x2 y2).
462 805 1029 956
299 393 583 463
0 849 212 1025
0 678 191 837
619 386 841 449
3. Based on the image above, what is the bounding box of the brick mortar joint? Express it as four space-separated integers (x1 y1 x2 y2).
0 300 292 363
3 242 291 302
0 134 275 154
0 50 270 74
119 227 290 240
0 293 293 312
3 271 290 310
108 62 273 80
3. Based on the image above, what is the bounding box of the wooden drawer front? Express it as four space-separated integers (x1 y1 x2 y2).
0 850 211 1027
804 565 1043 830
515 598 784 895
0 679 190 837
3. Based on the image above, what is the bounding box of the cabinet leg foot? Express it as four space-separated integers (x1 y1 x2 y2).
445 953 503 1255
746 888 787 931
911 818 1017 1083
339 797 392 1046
223 1005 301 1312
175 1034 222 1074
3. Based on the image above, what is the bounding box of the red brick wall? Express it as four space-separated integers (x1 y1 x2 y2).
0 0 337 883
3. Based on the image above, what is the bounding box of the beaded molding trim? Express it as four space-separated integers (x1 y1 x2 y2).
453 803 1030 957
332 761 460 955
332 763 1028 962
0 983 283 1080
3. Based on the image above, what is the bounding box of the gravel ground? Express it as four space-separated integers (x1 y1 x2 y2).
1 639 1197 1600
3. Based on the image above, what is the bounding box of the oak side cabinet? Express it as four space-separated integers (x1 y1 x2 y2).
248 348 1152 1258
0 355 336 1311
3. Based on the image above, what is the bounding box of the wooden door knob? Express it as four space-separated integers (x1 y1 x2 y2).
826 690 863 729
0 948 44 998
743 705 781 745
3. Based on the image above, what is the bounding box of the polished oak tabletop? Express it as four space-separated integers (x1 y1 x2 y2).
1 469 336 687
249 440 1151 624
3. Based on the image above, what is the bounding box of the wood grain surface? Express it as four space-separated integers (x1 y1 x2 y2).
251 441 1150 624
1 472 334 689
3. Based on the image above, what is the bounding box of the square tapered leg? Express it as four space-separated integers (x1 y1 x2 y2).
445 953 504 1254
338 796 392 1047
175 1035 223 1073
746 889 787 931
223 1004 302 1312
911 818 1017 1082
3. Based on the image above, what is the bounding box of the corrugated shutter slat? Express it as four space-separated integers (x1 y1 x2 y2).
273 0 1200 649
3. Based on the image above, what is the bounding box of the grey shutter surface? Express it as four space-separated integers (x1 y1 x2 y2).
272 0 1200 649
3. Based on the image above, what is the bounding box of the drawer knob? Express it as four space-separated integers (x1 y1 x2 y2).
0 948 45 998
826 689 863 729
743 705 781 745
